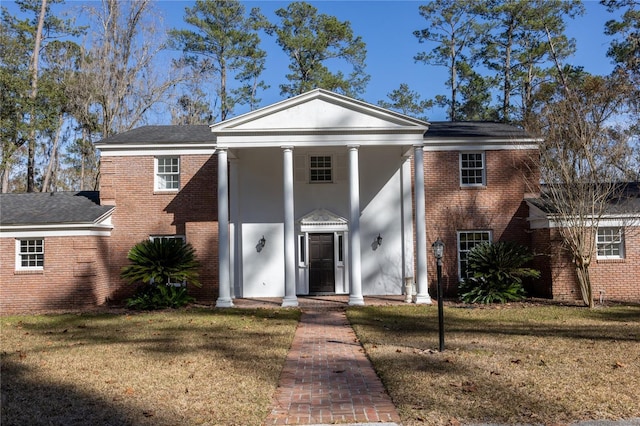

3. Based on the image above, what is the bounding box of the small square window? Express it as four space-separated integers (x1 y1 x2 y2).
597 227 624 259
155 157 180 190
16 239 44 270
460 152 485 186
309 155 332 183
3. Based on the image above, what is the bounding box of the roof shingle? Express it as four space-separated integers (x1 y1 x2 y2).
0 191 114 225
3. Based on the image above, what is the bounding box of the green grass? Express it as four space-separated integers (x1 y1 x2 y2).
347 303 640 426
1 308 300 426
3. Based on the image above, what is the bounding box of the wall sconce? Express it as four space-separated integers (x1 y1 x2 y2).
256 235 266 253
376 234 383 246
372 233 383 250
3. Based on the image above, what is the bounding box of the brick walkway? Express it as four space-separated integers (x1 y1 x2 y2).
264 308 402 425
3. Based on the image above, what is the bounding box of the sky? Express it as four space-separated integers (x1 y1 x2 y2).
6 0 624 122
153 0 624 121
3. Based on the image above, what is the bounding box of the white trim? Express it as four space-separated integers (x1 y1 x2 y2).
526 200 640 229
1 216 114 238
423 142 539 151
299 208 349 232
210 89 430 131
213 132 425 148
154 156 180 191
15 238 44 271
459 151 486 187
97 144 215 157
596 227 625 260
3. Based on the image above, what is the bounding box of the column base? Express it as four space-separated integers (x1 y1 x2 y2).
348 295 365 306
216 298 234 308
414 294 433 304
282 296 299 307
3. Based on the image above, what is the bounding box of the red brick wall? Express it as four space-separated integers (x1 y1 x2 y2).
101 154 219 304
422 149 540 297
0 235 111 314
531 227 640 303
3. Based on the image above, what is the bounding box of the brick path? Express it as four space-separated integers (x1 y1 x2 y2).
264 308 402 425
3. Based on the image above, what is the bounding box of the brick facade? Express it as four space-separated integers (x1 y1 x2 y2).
0 235 111 313
101 154 219 303
423 149 541 297
531 227 640 303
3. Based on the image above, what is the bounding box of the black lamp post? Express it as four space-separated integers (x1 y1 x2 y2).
432 237 445 352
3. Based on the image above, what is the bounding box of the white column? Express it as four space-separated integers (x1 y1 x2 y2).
216 148 233 307
282 147 298 307
414 145 432 304
401 155 415 291
348 145 364 306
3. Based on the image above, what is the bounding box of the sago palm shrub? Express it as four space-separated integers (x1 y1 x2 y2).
459 241 540 304
121 238 201 309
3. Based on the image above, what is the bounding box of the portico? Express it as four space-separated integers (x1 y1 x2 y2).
211 89 431 307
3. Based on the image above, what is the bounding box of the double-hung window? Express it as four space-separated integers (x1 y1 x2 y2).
309 155 332 183
596 227 624 259
16 239 44 270
460 152 486 186
458 231 491 280
155 156 180 191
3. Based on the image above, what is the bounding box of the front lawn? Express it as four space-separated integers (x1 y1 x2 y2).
347 303 640 426
1 308 300 426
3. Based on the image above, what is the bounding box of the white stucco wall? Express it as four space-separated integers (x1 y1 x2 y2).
232 145 408 298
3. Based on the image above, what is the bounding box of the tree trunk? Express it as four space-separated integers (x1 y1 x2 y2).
42 115 63 192
27 0 48 192
575 264 594 308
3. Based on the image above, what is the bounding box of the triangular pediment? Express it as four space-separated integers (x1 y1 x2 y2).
299 208 348 231
210 89 428 148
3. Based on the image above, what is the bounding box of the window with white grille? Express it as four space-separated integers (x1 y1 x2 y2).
460 152 485 186
16 239 44 270
457 231 491 279
155 157 180 190
597 227 624 259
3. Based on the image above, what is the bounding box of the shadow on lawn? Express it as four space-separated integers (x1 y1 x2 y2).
349 304 640 343
1 360 132 426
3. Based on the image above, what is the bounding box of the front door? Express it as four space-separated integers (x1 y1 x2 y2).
309 233 335 293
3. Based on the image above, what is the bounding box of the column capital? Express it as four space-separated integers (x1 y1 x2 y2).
347 144 360 150
280 145 294 151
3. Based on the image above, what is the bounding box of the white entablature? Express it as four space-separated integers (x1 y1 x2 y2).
209 89 429 148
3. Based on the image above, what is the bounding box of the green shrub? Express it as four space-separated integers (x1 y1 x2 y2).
459 241 540 304
121 239 201 310
126 284 195 310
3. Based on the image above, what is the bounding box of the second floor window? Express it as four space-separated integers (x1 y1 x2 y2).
309 155 332 183
155 156 180 191
460 152 485 186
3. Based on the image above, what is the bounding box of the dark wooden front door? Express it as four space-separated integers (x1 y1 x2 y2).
309 233 335 293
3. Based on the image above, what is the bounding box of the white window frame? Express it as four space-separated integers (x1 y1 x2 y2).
596 227 624 259
298 234 307 267
16 238 44 271
155 156 180 191
457 230 492 280
309 155 333 183
460 152 486 187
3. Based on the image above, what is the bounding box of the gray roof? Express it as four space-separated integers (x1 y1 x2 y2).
97 125 213 145
424 121 533 139
96 122 534 146
0 191 114 226
526 183 640 215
